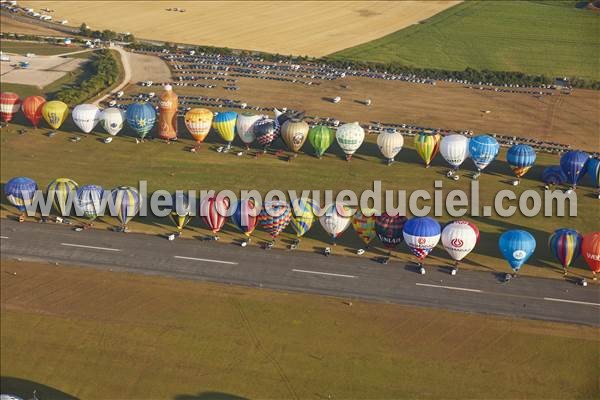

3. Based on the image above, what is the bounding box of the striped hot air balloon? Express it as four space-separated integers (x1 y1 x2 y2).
42 100 69 129
548 228 582 275
258 200 291 243
213 111 237 149
21 95 46 128
506 144 536 184
47 178 79 217
290 198 318 239
185 108 213 144
126 102 156 139
414 131 441 168
200 194 230 238
281 119 309 154
352 208 378 249
4 176 38 221
111 186 141 230
231 198 259 239
168 192 193 234
75 184 105 222
0 92 21 122
308 125 335 158
254 117 280 152
376 213 407 250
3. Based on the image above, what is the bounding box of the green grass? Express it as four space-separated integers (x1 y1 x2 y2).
0 120 599 280
0 40 79 56
331 1 600 80
0 83 43 97
1 260 598 399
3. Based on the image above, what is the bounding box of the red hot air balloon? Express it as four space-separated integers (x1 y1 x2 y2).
582 232 600 280
0 92 22 123
21 95 46 128
199 195 230 239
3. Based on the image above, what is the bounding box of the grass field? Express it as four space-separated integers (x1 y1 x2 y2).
1 118 599 281
332 1 600 80
17 1 460 57
1 260 598 399
0 40 78 56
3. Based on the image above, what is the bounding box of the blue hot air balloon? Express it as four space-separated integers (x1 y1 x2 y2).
75 184 105 222
126 102 156 140
506 144 536 184
4 176 38 220
548 228 582 275
111 186 141 231
498 230 536 273
402 217 441 262
541 166 567 187
560 150 589 189
469 134 500 176
586 157 600 190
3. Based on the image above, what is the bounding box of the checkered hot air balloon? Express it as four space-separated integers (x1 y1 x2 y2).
352 208 378 248
254 116 280 152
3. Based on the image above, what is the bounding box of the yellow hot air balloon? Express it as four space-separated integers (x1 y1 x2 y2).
185 108 213 144
42 100 69 129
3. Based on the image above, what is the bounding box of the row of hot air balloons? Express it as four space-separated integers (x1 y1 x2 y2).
4 176 600 278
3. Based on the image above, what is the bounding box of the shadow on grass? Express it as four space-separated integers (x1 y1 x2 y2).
0 376 78 400
174 392 248 400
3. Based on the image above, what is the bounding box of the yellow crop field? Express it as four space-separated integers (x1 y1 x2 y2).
19 0 461 56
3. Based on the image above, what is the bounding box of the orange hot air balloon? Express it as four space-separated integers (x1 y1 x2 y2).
158 84 178 140
582 232 600 279
21 95 46 128
0 92 21 123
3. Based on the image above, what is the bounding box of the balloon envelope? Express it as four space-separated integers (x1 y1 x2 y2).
541 166 567 186
258 200 291 239
213 111 237 144
157 85 178 140
498 229 536 272
414 131 441 167
319 203 352 240
101 107 126 136
586 158 600 189
403 217 441 259
308 125 335 157
185 108 213 143
376 213 407 249
236 113 262 145
281 119 309 153
336 122 365 158
377 130 404 162
231 198 259 237
72 103 101 133
440 134 470 169
441 220 479 262
581 232 600 273
126 102 156 139
290 198 318 237
42 100 69 129
168 192 193 232
506 144 536 178
5 176 38 212
75 184 104 220
200 195 230 234
21 95 46 128
469 135 499 171
254 117 280 148
548 228 582 269
111 186 141 227
352 208 378 246
47 178 79 217
0 92 21 122
560 150 589 186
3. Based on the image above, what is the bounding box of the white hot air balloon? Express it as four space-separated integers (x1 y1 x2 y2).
441 220 479 270
377 129 404 165
236 113 262 148
336 122 365 161
440 134 470 177
72 103 101 133
101 107 126 136
319 202 352 244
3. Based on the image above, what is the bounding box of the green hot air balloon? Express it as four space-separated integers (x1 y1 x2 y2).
308 125 335 158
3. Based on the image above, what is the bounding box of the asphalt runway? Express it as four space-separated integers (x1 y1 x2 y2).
1 219 599 326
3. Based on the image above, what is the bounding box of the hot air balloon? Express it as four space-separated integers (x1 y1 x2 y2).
441 220 479 272
281 119 309 154
158 84 178 140
47 178 79 218
402 217 441 269
377 129 404 165
72 103 101 133
42 100 69 130
254 117 280 153
319 202 352 244
336 122 365 161
21 95 46 128
199 194 230 239
231 198 259 243
4 176 38 221
469 134 499 178
213 111 237 150
126 102 156 140
308 125 335 158
168 192 193 235
75 184 104 226
506 144 536 185
0 92 21 123
258 200 291 245
548 228 582 275
440 134 470 179
352 208 378 252
185 108 213 145
101 107 125 136
586 158 600 190
582 232 600 279
498 229 536 275
289 198 318 247
541 166 567 188
376 213 407 252
236 112 262 149
111 186 141 231
414 131 441 168
560 150 589 189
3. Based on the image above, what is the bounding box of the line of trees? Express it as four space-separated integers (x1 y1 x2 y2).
79 23 135 43
55 49 119 105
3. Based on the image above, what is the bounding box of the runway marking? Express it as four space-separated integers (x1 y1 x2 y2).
292 269 357 278
174 255 238 265
543 297 600 307
416 283 482 293
0 236 9 239
60 243 121 252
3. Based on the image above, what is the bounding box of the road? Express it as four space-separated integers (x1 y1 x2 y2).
92 45 132 105
1 219 599 326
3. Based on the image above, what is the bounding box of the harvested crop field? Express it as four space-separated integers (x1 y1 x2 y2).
0 14 65 36
1 260 598 399
18 0 461 56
